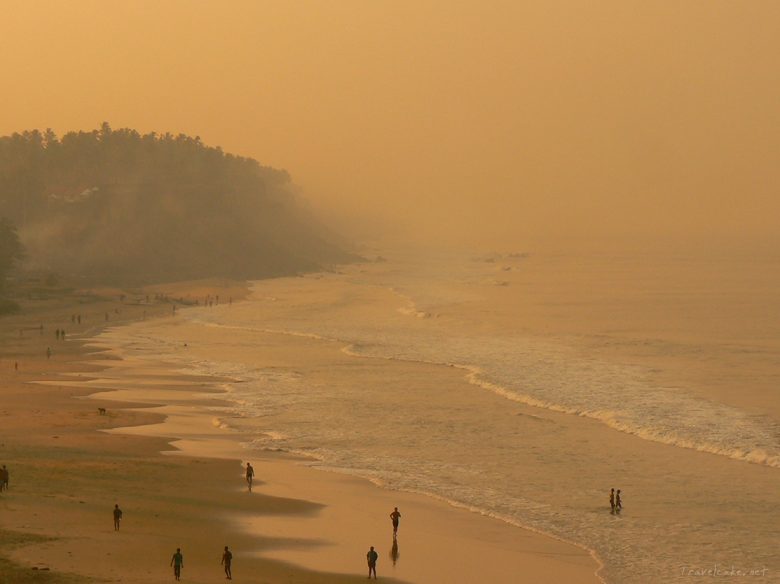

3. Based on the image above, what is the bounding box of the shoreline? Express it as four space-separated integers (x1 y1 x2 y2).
81 305 604 583
0 278 602 583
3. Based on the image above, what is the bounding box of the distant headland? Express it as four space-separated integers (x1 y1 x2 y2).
0 123 354 289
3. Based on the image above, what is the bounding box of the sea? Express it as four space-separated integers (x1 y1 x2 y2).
95 246 780 583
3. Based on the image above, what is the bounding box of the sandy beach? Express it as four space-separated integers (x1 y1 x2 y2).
0 279 602 583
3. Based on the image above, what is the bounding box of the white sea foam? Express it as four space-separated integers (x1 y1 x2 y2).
308 329 780 470
212 417 231 430
188 313 780 471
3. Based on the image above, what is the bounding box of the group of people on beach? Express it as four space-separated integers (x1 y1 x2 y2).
169 546 232 581
112 503 233 580
609 488 623 514
167 545 232 581
151 461 400 581
246 462 401 580
365 507 402 579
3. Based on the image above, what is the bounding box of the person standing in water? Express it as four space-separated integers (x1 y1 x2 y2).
113 504 123 531
221 545 233 580
366 546 378 579
245 462 254 492
170 548 184 580
389 507 402 537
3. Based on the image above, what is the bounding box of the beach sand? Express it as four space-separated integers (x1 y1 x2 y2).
0 280 602 583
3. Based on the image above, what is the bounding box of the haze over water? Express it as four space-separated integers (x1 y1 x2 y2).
4 2 779 581
3 1 779 251
100 246 780 583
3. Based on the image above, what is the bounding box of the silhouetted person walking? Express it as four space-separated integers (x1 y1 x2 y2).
1 465 8 491
171 548 183 580
609 488 615 513
616 489 623 513
390 507 401 537
113 504 123 531
367 546 378 579
221 545 233 579
245 462 254 492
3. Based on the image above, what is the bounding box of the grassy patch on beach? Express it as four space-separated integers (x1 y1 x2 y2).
0 530 90 583
0 529 53 548
0 297 20 315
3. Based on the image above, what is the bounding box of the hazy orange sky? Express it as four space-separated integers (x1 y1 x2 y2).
2 1 778 249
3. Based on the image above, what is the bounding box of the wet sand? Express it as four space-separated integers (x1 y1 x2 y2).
0 280 601 583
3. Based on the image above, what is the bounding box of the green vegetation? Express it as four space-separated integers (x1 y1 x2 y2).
0 556 89 584
0 217 24 289
0 123 352 284
0 217 24 311
0 531 88 583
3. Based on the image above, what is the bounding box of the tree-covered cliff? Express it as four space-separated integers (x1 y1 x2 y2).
0 123 353 283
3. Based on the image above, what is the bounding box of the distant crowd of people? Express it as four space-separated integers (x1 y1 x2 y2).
2 291 260 580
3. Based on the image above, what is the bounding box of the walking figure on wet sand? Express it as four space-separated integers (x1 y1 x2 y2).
366 546 378 579
170 548 183 581
615 489 623 513
245 462 254 492
113 503 123 531
221 545 233 580
609 488 615 513
390 507 401 537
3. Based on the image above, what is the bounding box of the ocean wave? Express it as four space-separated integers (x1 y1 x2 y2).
341 338 780 470
397 306 431 318
462 366 780 469
392 288 431 318
188 319 780 470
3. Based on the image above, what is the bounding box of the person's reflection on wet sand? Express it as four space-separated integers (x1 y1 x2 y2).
390 538 399 567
